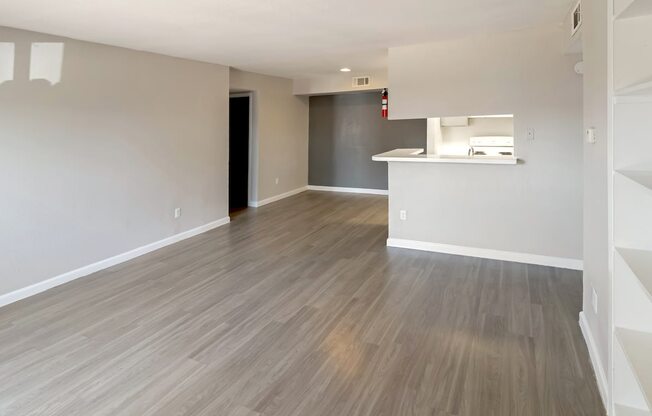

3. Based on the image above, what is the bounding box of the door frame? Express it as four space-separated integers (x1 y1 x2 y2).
229 92 257 207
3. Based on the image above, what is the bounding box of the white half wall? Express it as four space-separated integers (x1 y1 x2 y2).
230 69 309 203
0 26 230 299
385 26 583 263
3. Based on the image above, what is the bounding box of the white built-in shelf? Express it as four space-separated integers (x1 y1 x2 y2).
616 79 652 97
618 170 652 193
617 248 652 303
616 404 651 416
615 0 652 20
612 0 652 414
616 328 652 409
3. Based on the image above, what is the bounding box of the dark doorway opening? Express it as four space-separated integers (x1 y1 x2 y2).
229 95 250 213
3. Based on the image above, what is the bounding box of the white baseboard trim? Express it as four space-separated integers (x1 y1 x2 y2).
307 185 389 196
0 217 231 309
579 311 610 412
248 186 308 208
386 238 584 270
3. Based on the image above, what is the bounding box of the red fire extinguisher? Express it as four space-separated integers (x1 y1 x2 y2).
381 88 388 119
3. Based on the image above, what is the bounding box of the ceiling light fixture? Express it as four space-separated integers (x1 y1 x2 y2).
340 68 351 72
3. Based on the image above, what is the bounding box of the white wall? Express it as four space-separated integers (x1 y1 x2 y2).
562 1 583 54
230 69 309 202
0 26 230 298
293 69 387 95
582 0 610 384
385 26 583 263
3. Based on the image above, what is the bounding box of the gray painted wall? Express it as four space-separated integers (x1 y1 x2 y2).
0 26 230 297
309 92 426 190
386 26 583 261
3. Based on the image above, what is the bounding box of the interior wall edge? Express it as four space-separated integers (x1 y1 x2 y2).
579 311 610 413
229 68 309 203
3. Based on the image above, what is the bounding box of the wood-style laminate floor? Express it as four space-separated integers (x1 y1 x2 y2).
0 191 605 416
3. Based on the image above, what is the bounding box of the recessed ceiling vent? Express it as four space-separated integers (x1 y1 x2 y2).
571 1 582 35
352 76 371 87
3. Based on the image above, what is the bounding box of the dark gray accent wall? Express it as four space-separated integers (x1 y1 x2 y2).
309 92 426 190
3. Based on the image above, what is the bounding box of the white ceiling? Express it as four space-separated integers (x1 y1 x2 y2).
0 0 573 79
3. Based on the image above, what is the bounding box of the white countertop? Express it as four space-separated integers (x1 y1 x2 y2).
372 148 518 165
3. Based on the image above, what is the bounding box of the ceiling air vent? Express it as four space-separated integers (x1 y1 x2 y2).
352 76 371 87
571 1 582 35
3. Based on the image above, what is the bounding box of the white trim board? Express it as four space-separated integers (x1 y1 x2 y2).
386 238 584 270
248 186 308 208
579 312 610 412
0 217 231 309
307 185 389 195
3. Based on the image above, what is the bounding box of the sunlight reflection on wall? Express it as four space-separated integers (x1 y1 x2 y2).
30 42 64 85
0 43 15 84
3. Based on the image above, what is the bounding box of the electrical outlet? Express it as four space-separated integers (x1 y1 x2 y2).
275 177 279 185
399 210 407 221
586 127 597 144
527 128 535 140
174 208 181 219
591 287 598 314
